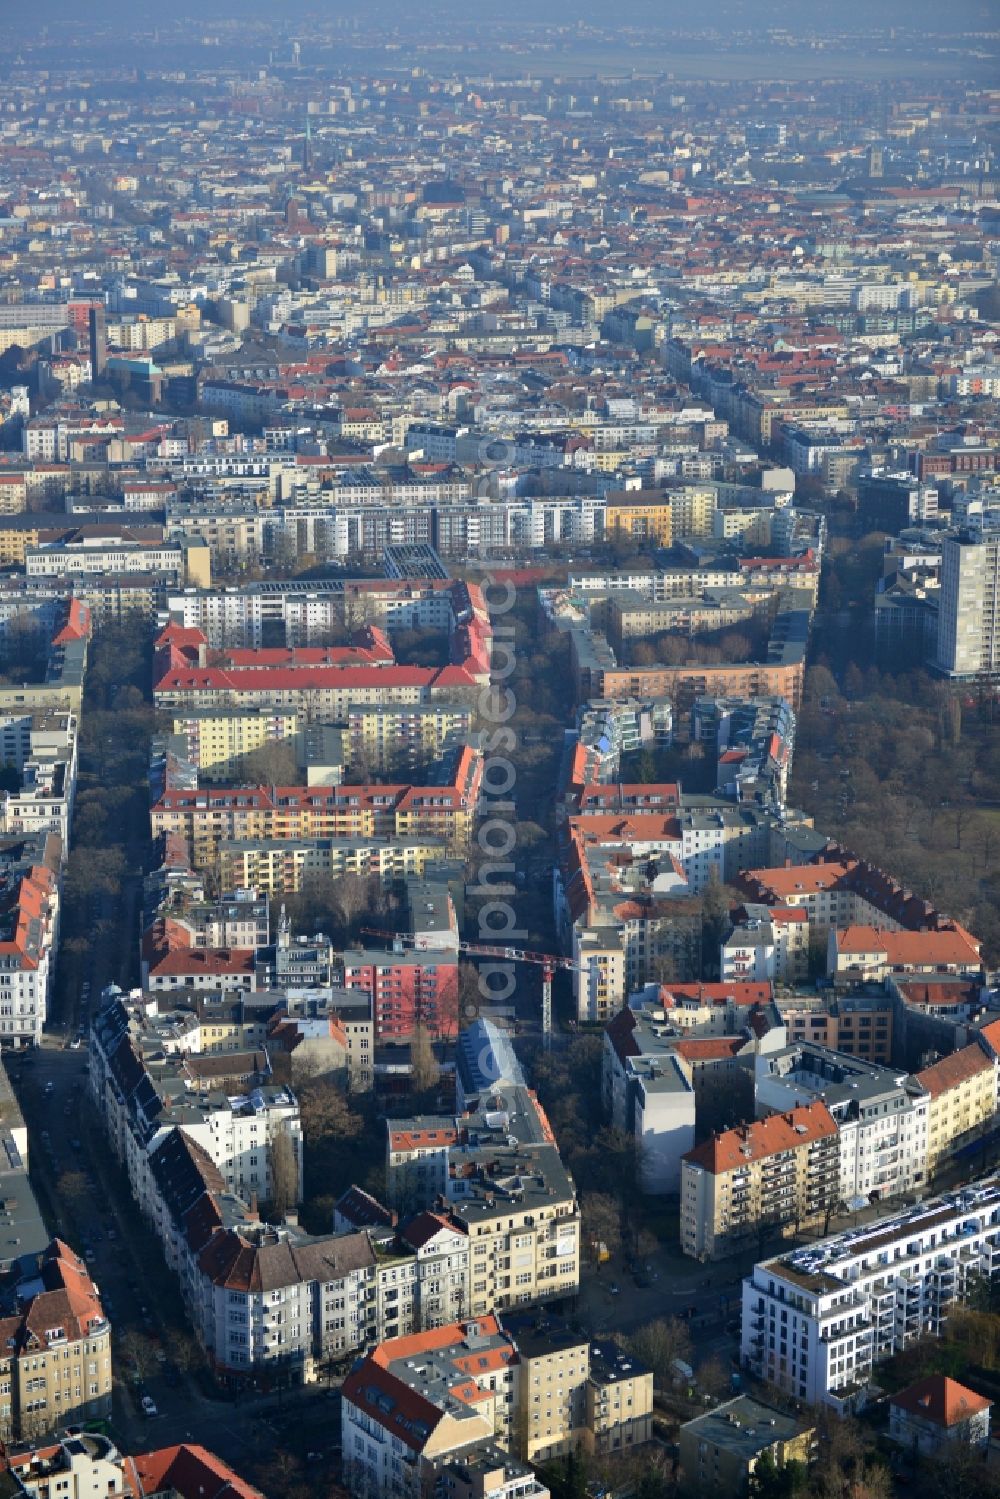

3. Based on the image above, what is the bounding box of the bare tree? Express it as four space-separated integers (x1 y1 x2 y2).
117 1328 157 1384
636 1227 659 1260
581 1191 621 1264
300 1077 363 1151
695 1354 729 1398
164 1327 202 1373
409 1022 440 1094
239 739 300 786
268 1130 300 1217
458 961 483 1025
627 1317 692 1385
330 871 376 937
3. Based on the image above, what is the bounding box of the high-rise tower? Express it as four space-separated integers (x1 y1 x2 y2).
88 305 106 380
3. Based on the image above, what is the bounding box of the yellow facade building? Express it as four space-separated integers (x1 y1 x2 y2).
604 496 673 547
172 707 300 779
917 1043 997 1174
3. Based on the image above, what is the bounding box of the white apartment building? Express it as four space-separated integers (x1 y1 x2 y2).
721 908 809 986
755 1044 929 1205
0 711 78 852
0 862 59 1047
741 1178 1000 1410
89 999 304 1210
936 526 1000 679
26 541 186 579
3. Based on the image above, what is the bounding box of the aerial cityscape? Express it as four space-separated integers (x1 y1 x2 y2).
0 5 997 1498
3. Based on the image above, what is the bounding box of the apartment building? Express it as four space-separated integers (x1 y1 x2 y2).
681 1102 840 1262
721 906 809 986
454 1163 580 1321
0 710 77 851
25 538 199 583
608 589 755 649
755 1044 930 1205
693 694 795 810
935 526 1000 679
828 925 983 984
150 746 482 866
502 1316 653 1464
195 1217 468 1381
602 988 786 1193
341 1318 534 1499
679 1397 815 1497
3 1439 267 1499
558 801 819 1022
568 695 673 785
170 707 300 778
347 701 473 773
162 575 464 648
734 856 945 939
385 1087 581 1316
265 988 375 1092
740 1178 1000 1410
604 495 674 546
778 995 894 1065
146 889 270 953
858 473 939 534
93 1076 472 1391
342 946 459 1041
502 1317 590 1463
89 998 304 1209
888 1374 992 1457
218 835 445 895
0 860 60 1047
341 1315 650 1499
915 1043 998 1175
0 1240 113 1441
585 1339 654 1458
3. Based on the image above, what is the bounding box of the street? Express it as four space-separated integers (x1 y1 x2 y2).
8 1039 343 1477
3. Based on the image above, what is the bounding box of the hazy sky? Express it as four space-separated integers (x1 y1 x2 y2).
16 0 1000 27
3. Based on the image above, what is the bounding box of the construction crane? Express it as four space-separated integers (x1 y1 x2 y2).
359 927 577 1048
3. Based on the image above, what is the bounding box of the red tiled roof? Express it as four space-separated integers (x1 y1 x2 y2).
890 1375 991 1428
131 1444 265 1499
673 1036 745 1063
683 1101 838 1175
916 1043 993 1099
836 925 981 966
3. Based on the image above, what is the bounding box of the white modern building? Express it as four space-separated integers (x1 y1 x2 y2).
741 1178 1000 1410
936 526 1000 680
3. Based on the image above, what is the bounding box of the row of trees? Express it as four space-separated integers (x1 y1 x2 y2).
791 659 1000 964
627 618 771 669
56 621 156 1021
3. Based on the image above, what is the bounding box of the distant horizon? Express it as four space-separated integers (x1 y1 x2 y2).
11 0 1000 31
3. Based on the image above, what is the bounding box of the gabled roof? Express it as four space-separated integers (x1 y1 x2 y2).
915 1043 993 1099
683 1101 838 1176
890 1374 991 1427
131 1444 265 1499
398 1210 458 1251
